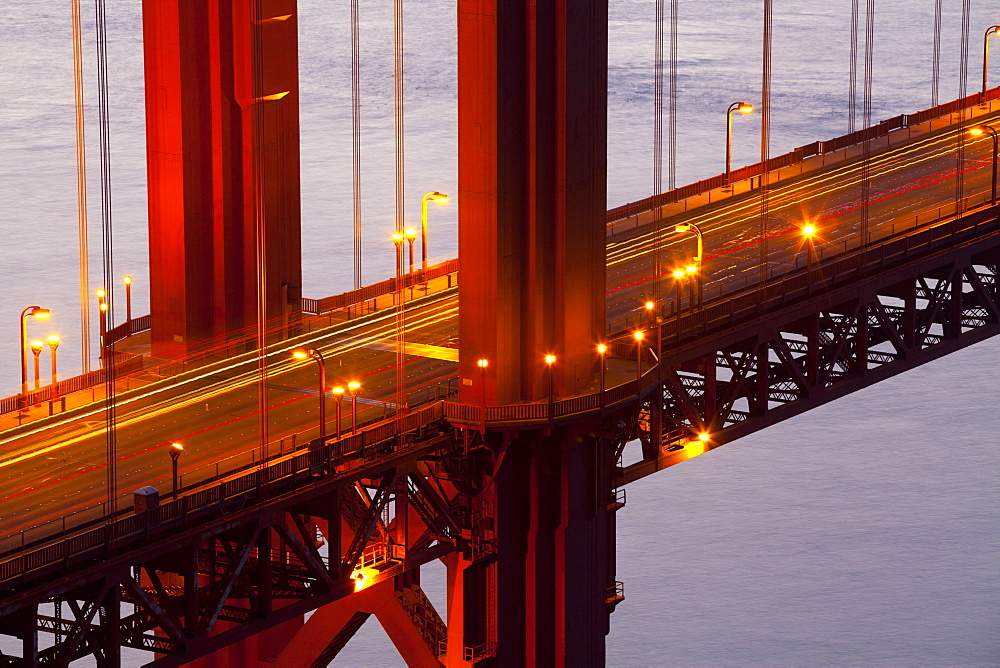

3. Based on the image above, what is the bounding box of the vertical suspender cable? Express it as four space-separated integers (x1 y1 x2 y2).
94 0 116 533
667 0 677 192
931 0 943 106
72 0 91 375
956 0 971 212
848 0 859 133
652 0 663 297
860 0 874 248
758 0 772 298
252 0 270 472
351 0 363 289
394 0 406 416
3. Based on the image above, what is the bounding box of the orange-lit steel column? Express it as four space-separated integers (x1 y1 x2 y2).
142 0 302 354
458 0 608 405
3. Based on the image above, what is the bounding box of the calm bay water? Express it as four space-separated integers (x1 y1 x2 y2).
0 0 997 664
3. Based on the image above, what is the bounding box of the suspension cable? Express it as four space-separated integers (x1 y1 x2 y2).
956 0 971 211
252 0 269 472
94 0 117 531
653 0 663 297
351 0 363 289
758 0 772 297
394 0 406 416
932 0 943 106
668 0 677 192
848 0 859 133
860 0 874 248
72 0 91 375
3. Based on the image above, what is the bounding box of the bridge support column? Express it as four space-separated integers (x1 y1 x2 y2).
142 0 302 354
458 0 608 404
445 428 614 665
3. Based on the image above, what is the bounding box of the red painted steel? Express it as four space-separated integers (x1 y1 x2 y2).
457 0 608 406
142 0 302 355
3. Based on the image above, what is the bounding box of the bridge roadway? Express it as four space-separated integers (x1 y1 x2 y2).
0 111 996 551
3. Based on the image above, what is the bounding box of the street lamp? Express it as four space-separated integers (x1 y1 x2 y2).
169 442 183 500
970 125 999 205
674 222 705 307
404 228 418 275
671 269 687 334
292 348 328 439
122 275 133 321
801 223 818 280
47 335 60 403
477 358 489 429
596 343 608 407
633 330 645 382
725 102 754 186
19 306 51 411
685 264 698 313
983 26 1000 102
332 386 345 439
348 381 361 434
544 354 556 423
420 191 449 273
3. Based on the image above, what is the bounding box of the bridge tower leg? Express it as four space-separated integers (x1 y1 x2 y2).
141 0 302 355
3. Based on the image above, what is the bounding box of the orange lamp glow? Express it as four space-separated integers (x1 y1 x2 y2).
99 303 109 312
633 330 645 342
292 349 309 359
596 343 607 354
685 265 698 274
29 340 43 354
739 104 754 114
405 228 418 239
698 432 710 442
544 354 556 365
348 381 361 391
970 127 986 136
170 442 184 451
46 335 60 349
477 358 489 368
95 288 106 299
122 275 133 285
429 191 449 204
802 224 816 237
644 300 655 311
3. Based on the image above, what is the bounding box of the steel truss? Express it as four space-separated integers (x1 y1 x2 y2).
628 216 999 482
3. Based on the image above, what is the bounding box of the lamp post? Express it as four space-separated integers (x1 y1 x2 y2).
674 222 705 307
19 306 51 411
596 343 607 409
970 125 999 205
122 275 133 321
633 330 645 383
169 442 183 500
47 335 60 403
544 354 556 424
405 228 418 298
348 381 361 434
30 340 43 407
477 358 489 430
292 348 328 439
802 223 818 282
672 269 686 339
685 264 698 313
725 102 754 186
420 191 449 273
332 386 345 439
983 26 1000 102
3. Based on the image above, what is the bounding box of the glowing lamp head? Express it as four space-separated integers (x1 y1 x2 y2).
122 275 132 286
686 265 698 274
46 335 60 349
738 103 754 114
404 228 418 239
99 303 109 312
675 224 691 233
170 442 184 452
672 269 686 279
544 354 556 365
31 308 52 320
391 232 404 243
633 330 645 342
430 191 449 204
596 343 607 354
477 358 489 368
802 224 816 237
95 289 106 299
332 386 345 396
292 348 309 359
29 340 43 354
970 127 987 136
644 300 655 311
698 432 711 442
348 381 361 392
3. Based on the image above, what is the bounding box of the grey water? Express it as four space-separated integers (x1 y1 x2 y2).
0 0 997 665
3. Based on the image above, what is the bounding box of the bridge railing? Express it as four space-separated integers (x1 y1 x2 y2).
606 85 1000 224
